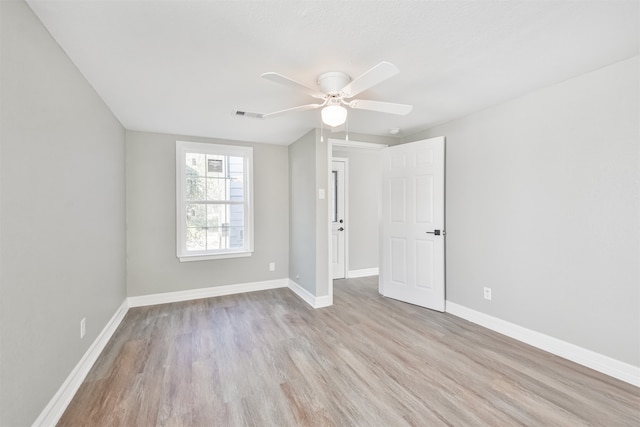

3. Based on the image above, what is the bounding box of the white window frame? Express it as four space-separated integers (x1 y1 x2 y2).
176 141 254 262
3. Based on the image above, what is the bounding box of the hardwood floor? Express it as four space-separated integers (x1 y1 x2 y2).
58 277 639 426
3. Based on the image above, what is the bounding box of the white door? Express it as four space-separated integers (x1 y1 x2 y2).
379 137 445 311
331 160 346 279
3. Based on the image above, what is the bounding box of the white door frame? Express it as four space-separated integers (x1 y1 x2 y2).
331 157 348 279
327 139 388 299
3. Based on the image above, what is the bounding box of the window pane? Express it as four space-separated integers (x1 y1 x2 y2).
204 226 244 250
229 156 244 179
206 177 226 201
186 227 206 251
205 204 244 250
186 155 245 202
206 154 225 177
229 180 244 202
206 227 224 250
206 204 226 229
229 158 245 202
186 178 206 201
186 153 205 177
332 170 338 223
186 204 206 227
185 203 244 252
228 204 244 248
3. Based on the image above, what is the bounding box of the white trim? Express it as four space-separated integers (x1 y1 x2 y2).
178 251 252 262
348 267 379 278
327 139 333 304
288 280 332 309
33 300 129 427
446 301 640 387
331 157 349 280
342 159 349 280
288 279 316 307
329 138 389 151
128 279 288 308
315 295 333 308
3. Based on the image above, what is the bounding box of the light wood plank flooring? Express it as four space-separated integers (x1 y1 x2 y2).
58 277 639 426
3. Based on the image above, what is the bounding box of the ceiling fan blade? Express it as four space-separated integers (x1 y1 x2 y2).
348 99 413 115
260 103 324 119
339 61 400 98
261 72 325 99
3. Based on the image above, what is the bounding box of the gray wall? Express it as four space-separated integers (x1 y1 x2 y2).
288 129 331 297
408 57 639 366
126 130 289 296
332 149 381 271
0 0 127 425
288 130 317 294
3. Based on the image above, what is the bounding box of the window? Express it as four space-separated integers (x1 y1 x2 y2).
176 141 253 261
331 170 338 223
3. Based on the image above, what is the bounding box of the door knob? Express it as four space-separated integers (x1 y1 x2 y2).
338 227 344 231
426 229 444 235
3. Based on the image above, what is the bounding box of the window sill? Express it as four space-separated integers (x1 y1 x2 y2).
178 251 252 262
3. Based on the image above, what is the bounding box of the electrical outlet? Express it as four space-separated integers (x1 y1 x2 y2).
483 287 492 301
80 318 86 339
269 262 275 272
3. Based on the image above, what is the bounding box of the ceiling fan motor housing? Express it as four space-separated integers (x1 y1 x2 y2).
317 71 351 95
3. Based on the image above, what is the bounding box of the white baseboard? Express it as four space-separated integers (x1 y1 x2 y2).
315 294 333 308
33 300 129 427
348 267 379 278
127 278 289 308
288 280 332 308
446 301 640 387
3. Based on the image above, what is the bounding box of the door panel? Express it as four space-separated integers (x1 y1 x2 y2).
415 239 434 290
380 137 445 312
415 175 433 223
390 178 406 222
390 238 407 285
331 233 339 263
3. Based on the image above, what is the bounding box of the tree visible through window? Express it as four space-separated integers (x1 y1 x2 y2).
176 141 253 261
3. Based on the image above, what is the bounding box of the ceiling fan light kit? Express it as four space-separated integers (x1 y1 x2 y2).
241 61 413 129
321 104 348 127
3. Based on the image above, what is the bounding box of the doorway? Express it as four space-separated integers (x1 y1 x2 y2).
331 159 347 279
328 139 388 292
327 137 446 312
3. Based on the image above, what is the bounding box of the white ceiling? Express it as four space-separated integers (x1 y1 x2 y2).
26 0 639 145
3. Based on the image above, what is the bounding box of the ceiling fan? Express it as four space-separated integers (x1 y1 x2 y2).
236 61 413 127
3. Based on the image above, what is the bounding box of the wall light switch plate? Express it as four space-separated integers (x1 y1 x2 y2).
319 188 325 199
